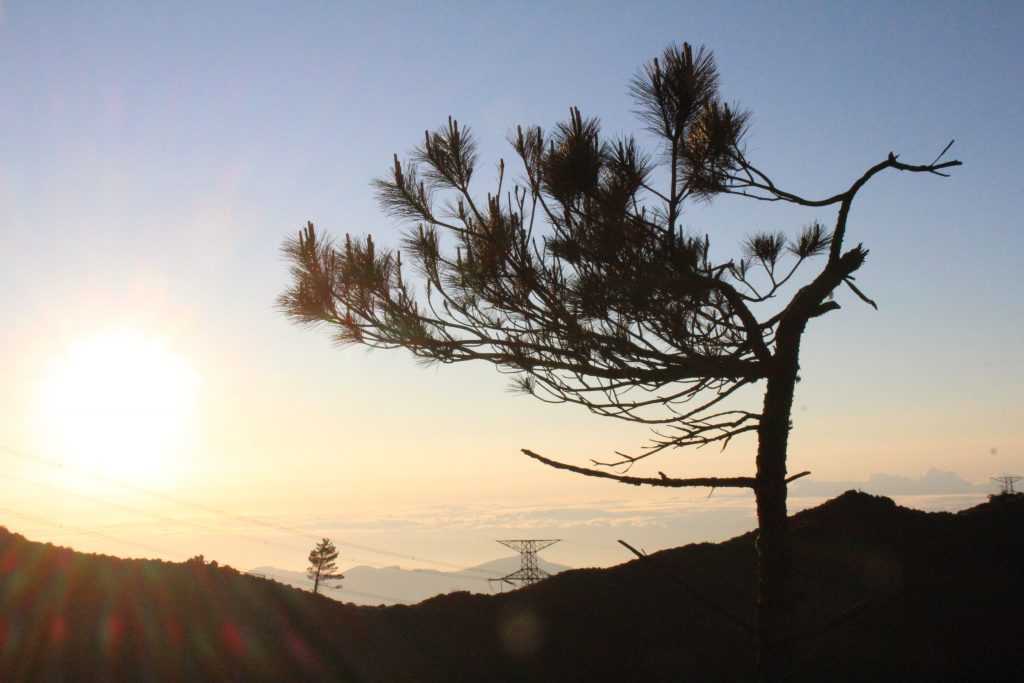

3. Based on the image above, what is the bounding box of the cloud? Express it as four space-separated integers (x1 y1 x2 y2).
265 471 990 570
790 468 987 497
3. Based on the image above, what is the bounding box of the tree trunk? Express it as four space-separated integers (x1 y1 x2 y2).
754 337 802 682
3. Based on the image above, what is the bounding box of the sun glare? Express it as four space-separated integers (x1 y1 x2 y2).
32 329 200 486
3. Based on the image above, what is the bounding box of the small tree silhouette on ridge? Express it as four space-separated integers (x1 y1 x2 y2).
307 538 344 595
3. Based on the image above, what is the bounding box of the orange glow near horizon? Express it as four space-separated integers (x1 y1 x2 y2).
31 328 201 488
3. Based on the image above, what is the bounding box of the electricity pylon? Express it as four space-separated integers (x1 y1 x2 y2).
494 539 560 589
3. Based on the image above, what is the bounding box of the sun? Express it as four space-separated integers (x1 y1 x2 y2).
33 329 200 485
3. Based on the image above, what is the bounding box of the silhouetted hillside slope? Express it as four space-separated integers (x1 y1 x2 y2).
1 491 1021 681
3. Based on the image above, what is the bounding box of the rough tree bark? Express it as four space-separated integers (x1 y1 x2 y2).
754 324 805 681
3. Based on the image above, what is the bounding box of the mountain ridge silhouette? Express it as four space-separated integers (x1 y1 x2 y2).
0 490 1019 681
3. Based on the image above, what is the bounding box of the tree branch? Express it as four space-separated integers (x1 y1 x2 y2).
522 449 755 488
784 470 811 484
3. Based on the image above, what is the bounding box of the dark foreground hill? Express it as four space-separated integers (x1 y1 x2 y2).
1 491 1021 682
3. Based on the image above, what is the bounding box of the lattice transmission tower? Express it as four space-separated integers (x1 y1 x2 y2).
992 475 1022 495
493 539 560 589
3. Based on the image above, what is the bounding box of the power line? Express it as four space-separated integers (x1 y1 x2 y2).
0 443 496 579
0 505 173 557
0 505 415 605
0 471 311 553
0 504 463 606
0 469 491 578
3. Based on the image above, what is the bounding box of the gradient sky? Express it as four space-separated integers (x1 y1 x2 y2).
1 2 1021 574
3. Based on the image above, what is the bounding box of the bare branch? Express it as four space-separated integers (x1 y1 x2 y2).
618 539 647 559
785 471 811 484
522 449 755 489
843 277 878 310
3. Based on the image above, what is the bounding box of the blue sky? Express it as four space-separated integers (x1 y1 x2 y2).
1 2 1021 569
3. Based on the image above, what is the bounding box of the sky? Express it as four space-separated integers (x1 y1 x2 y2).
1 2 1022 576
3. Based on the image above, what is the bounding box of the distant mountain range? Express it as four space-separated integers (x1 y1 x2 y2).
249 556 571 605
